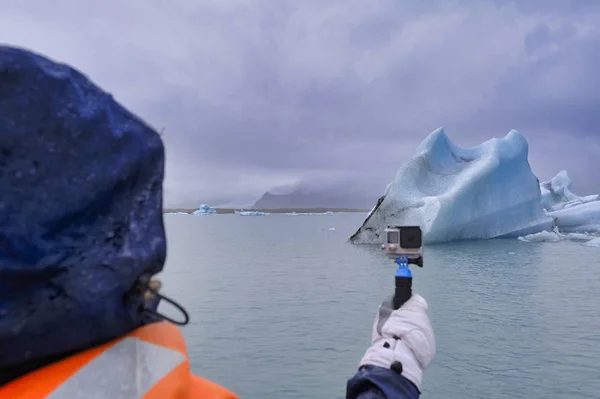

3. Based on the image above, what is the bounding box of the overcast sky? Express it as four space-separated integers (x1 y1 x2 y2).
2 0 599 207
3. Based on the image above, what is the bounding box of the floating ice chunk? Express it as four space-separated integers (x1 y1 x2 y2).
540 170 579 210
518 230 562 242
540 170 599 212
559 232 596 242
192 204 216 215
238 211 266 216
538 170 600 233
584 238 600 247
540 170 597 210
518 226 597 244
548 201 600 233
283 211 335 215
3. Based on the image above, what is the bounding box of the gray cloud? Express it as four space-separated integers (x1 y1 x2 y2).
1 0 599 207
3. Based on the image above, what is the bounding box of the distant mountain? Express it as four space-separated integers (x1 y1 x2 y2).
212 195 260 209
251 188 374 210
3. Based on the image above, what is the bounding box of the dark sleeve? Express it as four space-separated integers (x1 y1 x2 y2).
346 365 420 399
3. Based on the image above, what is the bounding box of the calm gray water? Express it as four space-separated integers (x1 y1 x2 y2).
158 213 600 399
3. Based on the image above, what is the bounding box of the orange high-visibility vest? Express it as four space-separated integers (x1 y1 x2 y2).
0 322 239 399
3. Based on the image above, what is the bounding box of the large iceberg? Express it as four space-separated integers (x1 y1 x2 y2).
349 128 555 244
192 204 217 215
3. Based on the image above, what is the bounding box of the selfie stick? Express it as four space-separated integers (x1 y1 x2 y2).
393 256 423 310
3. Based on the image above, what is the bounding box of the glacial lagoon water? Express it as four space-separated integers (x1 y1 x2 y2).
158 212 600 399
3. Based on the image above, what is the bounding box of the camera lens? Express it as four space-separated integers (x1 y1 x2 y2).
400 226 422 249
386 230 400 244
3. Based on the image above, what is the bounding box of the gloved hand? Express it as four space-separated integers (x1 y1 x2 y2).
358 294 435 392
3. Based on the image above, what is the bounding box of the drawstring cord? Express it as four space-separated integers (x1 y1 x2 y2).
136 275 190 326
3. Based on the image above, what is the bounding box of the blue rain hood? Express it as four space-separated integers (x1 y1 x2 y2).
0 45 167 369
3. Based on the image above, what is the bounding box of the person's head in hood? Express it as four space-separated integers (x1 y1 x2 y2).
0 45 167 374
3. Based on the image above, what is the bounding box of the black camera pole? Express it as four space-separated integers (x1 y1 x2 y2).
393 256 423 310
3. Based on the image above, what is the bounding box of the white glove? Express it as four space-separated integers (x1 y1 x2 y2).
359 294 436 392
